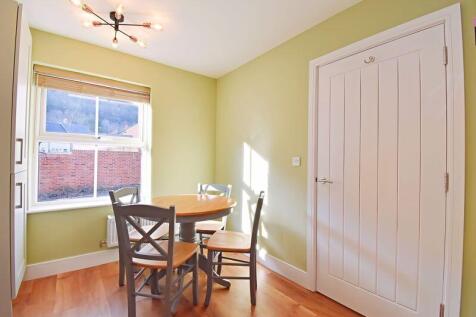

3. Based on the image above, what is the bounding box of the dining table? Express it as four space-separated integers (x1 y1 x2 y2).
147 194 237 287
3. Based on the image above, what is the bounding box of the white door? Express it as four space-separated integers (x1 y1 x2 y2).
316 24 447 317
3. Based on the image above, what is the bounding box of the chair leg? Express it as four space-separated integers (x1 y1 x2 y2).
150 269 159 295
118 251 125 287
254 253 258 290
217 252 223 276
199 233 204 255
163 269 173 317
204 250 214 306
192 253 199 305
250 253 257 305
125 263 136 317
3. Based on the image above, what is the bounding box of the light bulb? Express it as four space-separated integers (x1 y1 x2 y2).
82 4 93 14
115 4 124 19
112 38 118 48
152 23 163 31
137 39 146 48
82 20 93 27
70 0 82 7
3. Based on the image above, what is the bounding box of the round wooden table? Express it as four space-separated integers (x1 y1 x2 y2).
149 194 237 243
149 194 236 287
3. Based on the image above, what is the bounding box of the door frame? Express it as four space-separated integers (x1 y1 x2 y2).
306 4 465 317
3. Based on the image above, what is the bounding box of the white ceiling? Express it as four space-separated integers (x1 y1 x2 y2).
22 0 360 78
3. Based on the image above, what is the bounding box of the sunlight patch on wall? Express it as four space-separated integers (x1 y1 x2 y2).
241 142 269 235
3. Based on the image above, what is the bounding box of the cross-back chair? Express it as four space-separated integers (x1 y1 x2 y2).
204 191 265 306
109 187 168 286
196 183 232 255
112 202 199 317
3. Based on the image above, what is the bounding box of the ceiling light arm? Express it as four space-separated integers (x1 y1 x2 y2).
87 10 114 28
117 28 135 40
119 23 149 27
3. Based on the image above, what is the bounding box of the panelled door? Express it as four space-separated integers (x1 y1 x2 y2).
316 24 447 317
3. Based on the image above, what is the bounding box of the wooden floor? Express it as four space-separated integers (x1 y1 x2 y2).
13 257 361 317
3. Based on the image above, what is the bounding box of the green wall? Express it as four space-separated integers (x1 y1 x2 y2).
215 0 476 316
28 0 476 315
28 29 217 264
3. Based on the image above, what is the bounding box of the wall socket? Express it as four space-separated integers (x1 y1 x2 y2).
99 240 107 248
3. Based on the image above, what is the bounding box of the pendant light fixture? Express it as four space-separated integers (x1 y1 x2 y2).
70 0 163 48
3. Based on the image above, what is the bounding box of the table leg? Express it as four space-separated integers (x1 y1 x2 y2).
199 254 231 288
179 222 231 288
179 222 197 242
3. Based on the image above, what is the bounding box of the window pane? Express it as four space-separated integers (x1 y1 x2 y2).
98 98 139 138
38 142 94 201
45 89 96 135
97 147 141 197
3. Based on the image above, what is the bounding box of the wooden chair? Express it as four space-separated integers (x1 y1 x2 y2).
204 191 264 306
195 183 232 255
112 202 199 317
109 187 168 286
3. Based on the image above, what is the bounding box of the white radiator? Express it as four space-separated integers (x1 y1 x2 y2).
106 215 119 248
106 216 161 248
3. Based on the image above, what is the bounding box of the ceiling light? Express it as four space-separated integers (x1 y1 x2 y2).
142 22 163 31
71 2 159 49
115 4 124 20
81 3 94 14
69 0 82 7
152 23 163 31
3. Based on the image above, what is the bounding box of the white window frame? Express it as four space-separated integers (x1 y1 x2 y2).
28 86 152 213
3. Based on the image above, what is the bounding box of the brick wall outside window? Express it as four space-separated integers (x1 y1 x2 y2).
38 149 141 201
97 150 141 196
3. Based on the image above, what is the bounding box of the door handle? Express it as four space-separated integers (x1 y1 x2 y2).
15 182 23 209
317 177 333 184
15 138 23 165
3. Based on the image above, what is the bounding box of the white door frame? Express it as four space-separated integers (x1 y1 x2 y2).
306 4 465 317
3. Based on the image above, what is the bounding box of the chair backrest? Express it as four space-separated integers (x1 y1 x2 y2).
109 187 140 205
250 191 265 250
198 183 232 198
112 203 176 271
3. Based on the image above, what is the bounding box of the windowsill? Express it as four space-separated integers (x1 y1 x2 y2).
28 199 112 214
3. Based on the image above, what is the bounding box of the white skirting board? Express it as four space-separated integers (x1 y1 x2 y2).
254 252 310 290
24 249 119 281
23 248 310 291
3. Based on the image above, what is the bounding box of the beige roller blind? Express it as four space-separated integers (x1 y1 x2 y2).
34 65 150 103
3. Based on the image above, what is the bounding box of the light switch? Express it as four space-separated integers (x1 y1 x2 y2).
292 156 301 167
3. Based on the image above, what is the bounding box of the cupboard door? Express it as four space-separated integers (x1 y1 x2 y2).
13 7 31 173
11 170 26 298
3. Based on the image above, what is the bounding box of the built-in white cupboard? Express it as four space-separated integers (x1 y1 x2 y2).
11 3 32 298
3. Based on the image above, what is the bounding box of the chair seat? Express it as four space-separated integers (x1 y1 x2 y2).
196 220 224 234
133 241 198 269
129 223 168 242
206 231 251 253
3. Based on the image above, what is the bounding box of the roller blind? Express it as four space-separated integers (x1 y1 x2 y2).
34 65 150 103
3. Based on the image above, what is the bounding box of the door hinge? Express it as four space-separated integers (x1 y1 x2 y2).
439 303 445 317
444 172 449 193
315 177 318 183
443 46 448 66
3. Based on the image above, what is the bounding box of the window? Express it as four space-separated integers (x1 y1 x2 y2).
30 66 151 211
